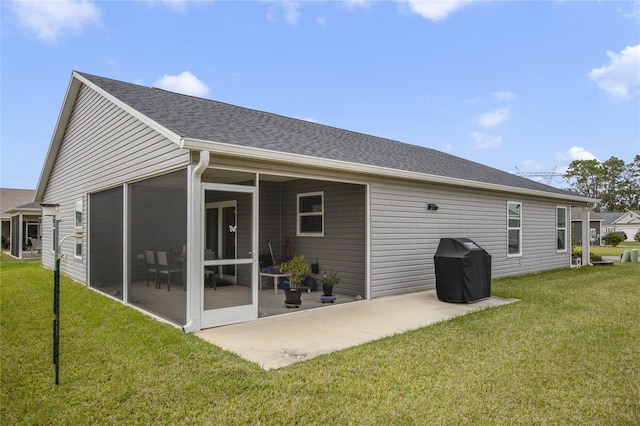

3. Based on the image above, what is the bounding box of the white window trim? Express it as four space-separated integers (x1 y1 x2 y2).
556 206 568 253
74 198 83 259
507 201 522 257
297 191 324 237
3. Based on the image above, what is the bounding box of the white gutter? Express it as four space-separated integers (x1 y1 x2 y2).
182 150 210 333
181 137 599 205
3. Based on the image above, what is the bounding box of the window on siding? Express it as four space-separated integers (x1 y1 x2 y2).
507 201 522 256
556 206 567 252
297 191 324 237
74 199 83 259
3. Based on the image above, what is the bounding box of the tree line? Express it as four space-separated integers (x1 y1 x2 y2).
564 155 640 212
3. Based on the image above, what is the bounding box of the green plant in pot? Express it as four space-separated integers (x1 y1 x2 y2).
279 255 309 307
320 271 340 296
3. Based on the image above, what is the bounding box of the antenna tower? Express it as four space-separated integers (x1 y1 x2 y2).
514 167 567 186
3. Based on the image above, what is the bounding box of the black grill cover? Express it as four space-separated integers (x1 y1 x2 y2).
434 238 491 303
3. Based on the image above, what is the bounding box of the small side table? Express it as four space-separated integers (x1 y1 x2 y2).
259 272 289 295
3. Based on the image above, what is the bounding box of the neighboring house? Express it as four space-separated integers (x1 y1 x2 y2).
35 71 598 332
0 188 41 259
600 211 640 242
571 209 602 246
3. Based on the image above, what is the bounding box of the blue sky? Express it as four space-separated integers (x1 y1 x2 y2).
1 0 639 190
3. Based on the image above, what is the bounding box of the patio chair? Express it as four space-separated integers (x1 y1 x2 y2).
145 250 159 288
204 267 217 290
204 250 217 290
157 251 183 291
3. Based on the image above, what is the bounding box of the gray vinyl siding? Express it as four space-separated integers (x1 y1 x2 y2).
280 179 366 296
236 192 252 286
258 181 282 264
40 84 190 282
370 180 571 298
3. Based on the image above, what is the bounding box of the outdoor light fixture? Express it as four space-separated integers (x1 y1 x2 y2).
41 203 60 217
41 203 62 385
427 203 439 211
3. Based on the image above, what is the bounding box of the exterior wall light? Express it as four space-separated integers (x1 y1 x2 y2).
41 203 60 218
427 203 439 211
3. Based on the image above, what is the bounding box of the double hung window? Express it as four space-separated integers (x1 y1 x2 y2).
556 206 567 252
507 201 522 256
297 192 324 237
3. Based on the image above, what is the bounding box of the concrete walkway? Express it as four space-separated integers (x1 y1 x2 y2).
196 290 517 370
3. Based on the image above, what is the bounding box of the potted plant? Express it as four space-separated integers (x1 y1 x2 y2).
279 255 309 308
320 270 341 296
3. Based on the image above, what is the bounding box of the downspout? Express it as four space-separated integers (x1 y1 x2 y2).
182 150 210 333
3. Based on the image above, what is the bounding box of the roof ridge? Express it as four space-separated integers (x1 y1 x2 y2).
74 71 592 201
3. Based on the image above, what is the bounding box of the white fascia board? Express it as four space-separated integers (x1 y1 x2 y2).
8 208 41 216
613 211 640 224
181 137 599 206
35 75 83 201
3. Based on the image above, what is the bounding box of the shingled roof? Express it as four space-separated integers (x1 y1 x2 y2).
68 72 592 201
0 188 36 218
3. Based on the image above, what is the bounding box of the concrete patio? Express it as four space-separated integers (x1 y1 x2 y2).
196 290 517 370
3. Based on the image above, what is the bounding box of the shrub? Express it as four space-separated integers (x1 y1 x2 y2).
635 230 640 242
604 233 625 247
571 247 581 259
278 255 309 290
572 248 602 262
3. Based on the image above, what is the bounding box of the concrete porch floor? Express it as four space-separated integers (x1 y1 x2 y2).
196 290 517 370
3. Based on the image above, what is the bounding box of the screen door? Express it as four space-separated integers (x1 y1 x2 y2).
201 184 256 327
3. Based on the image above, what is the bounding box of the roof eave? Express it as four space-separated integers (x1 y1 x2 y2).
612 211 640 224
35 75 82 201
181 137 599 206
6 208 41 215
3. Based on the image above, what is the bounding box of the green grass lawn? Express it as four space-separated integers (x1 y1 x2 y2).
2 254 639 425
579 241 640 258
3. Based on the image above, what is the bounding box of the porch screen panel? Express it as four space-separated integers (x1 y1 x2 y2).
129 170 187 325
89 186 123 300
10 216 19 257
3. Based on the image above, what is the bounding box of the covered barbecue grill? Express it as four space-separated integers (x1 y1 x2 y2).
434 238 491 303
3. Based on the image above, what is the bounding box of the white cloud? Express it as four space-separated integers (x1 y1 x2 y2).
623 1 640 21
520 159 545 171
157 0 189 13
144 0 212 13
398 0 480 21
492 90 515 101
587 44 640 99
476 108 509 128
555 146 598 162
154 72 210 97
471 132 502 149
11 0 101 42
343 0 371 10
266 1 300 26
